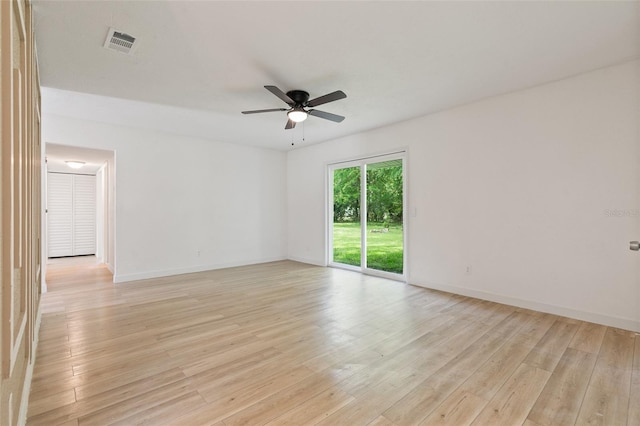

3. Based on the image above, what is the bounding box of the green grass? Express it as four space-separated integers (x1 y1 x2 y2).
333 222 403 274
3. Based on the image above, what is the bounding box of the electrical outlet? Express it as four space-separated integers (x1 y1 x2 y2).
196 250 201 257
465 266 472 275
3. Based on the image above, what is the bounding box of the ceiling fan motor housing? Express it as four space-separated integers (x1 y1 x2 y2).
286 90 310 106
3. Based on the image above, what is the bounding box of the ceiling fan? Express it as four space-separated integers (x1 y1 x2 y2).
242 85 347 129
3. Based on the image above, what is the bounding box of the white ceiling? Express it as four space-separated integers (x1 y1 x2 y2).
33 1 640 151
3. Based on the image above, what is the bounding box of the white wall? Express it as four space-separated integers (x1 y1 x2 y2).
287 60 640 332
42 114 288 282
95 163 107 265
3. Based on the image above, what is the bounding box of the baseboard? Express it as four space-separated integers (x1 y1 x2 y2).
113 257 287 283
17 303 42 426
414 281 640 333
286 255 326 267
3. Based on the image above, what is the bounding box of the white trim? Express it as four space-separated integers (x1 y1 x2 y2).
326 149 408 167
288 256 325 267
322 161 328 267
415 280 640 333
9 311 27 377
361 162 367 269
402 153 409 281
17 304 42 426
113 257 287 283
329 261 361 273
326 165 334 267
362 266 406 283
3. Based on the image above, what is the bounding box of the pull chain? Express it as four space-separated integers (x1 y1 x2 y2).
290 121 306 147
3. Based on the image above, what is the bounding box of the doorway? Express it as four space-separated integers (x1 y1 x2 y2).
43 144 116 289
328 152 406 280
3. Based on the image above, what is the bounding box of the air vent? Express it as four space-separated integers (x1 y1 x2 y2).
103 27 138 55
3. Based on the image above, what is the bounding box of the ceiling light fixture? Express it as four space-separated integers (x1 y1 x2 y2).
287 108 308 123
65 161 85 169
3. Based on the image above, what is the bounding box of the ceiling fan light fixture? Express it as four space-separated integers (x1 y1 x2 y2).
288 108 308 123
65 161 85 169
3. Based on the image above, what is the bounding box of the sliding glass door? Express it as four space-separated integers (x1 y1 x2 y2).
329 153 405 279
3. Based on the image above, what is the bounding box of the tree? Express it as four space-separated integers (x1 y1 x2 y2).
367 164 403 223
333 164 403 223
333 167 360 222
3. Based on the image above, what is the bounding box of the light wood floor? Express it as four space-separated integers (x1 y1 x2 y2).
27 259 639 425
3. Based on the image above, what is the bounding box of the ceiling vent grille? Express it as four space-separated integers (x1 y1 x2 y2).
103 27 137 55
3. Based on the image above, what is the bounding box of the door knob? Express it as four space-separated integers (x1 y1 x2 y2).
630 241 640 251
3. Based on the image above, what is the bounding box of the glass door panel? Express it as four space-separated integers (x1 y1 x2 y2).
332 166 361 268
366 160 404 274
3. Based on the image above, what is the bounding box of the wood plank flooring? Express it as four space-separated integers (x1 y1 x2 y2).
27 258 639 425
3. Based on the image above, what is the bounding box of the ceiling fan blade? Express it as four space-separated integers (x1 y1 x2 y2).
242 108 287 114
265 85 295 105
306 90 346 108
308 109 345 123
285 118 296 129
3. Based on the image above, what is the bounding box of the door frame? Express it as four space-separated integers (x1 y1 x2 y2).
327 151 408 282
42 144 117 290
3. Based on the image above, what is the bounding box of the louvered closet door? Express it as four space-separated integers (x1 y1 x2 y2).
73 175 97 255
47 173 74 257
47 173 96 257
